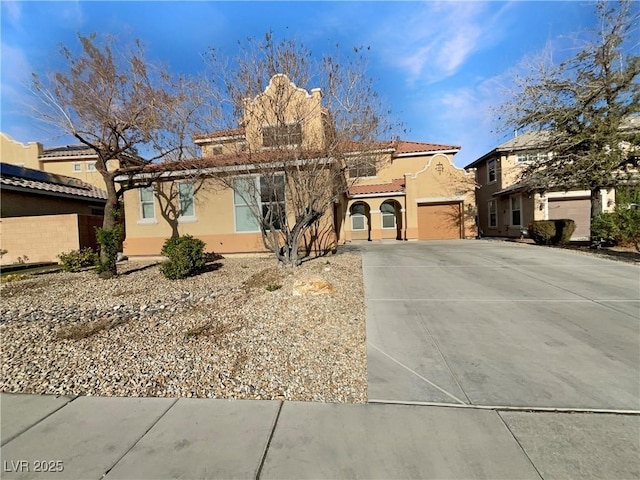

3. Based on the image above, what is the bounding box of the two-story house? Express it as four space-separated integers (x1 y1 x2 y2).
465 132 616 241
118 74 476 257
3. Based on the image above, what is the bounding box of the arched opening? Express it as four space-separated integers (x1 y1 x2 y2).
350 201 371 241
381 199 403 240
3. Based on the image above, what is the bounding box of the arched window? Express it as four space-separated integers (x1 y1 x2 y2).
350 202 368 230
381 201 397 229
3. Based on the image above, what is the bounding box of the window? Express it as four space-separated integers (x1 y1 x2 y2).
348 161 377 178
381 202 397 229
487 159 496 183
208 145 223 156
233 175 286 232
87 162 96 172
350 203 367 230
139 186 155 221
516 152 548 164
178 183 195 219
260 175 286 230
488 199 497 227
73 163 82 172
510 195 521 226
262 124 302 147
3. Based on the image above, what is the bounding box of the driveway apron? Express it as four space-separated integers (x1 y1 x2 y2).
362 240 640 411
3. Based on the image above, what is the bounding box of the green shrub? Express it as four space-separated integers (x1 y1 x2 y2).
528 221 556 245
591 213 620 244
58 247 98 272
95 225 124 276
528 219 575 245
160 235 206 280
554 219 576 244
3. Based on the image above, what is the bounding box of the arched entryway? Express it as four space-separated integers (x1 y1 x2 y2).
350 201 371 241
380 199 403 240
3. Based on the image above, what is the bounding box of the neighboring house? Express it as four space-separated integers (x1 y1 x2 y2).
464 131 616 241
1 132 144 191
0 163 107 264
117 74 476 257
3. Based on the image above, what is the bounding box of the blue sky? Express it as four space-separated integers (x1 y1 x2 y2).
0 1 607 167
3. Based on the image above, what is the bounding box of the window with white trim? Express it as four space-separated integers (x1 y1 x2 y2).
510 195 522 226
488 199 497 227
516 151 548 164
87 162 96 172
350 203 367 230
73 162 82 172
177 182 195 219
381 202 397 229
139 186 155 221
487 159 496 183
233 175 286 232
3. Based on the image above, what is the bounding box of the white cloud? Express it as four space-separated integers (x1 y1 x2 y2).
377 1 512 86
2 1 21 25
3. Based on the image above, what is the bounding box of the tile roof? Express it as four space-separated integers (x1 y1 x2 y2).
348 178 405 197
393 140 460 155
192 128 246 142
40 145 146 165
0 163 108 201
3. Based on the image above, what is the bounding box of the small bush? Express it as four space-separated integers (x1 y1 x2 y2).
528 219 575 245
58 247 98 272
554 219 576 244
95 225 123 276
592 213 620 245
528 221 556 245
160 235 206 280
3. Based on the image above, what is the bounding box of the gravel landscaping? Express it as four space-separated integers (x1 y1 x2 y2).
0 250 367 403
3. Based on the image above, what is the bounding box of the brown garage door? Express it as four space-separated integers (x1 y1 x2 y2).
417 202 462 240
548 197 591 240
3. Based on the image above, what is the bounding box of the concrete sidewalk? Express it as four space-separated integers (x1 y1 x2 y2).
2 393 639 479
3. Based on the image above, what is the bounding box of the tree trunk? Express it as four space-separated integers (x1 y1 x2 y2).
99 172 120 276
590 187 602 243
278 209 324 267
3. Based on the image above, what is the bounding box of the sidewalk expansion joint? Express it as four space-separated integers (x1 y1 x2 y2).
255 400 284 480
0 395 80 447
99 397 179 479
367 398 640 415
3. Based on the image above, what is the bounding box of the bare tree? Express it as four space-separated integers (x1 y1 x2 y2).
202 33 398 266
31 33 210 275
496 0 640 224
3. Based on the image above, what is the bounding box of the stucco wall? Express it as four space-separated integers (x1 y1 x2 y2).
0 214 102 265
0 133 42 169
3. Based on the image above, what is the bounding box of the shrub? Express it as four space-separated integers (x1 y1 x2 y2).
528 219 575 245
554 219 576 244
95 225 124 276
528 221 556 245
160 235 206 280
58 247 98 272
591 212 620 245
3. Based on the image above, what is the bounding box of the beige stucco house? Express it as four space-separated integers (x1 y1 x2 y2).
464 132 616 241
118 74 476 257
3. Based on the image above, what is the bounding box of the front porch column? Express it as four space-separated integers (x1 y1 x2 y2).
369 209 382 241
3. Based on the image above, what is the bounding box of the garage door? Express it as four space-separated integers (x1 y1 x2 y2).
548 197 591 240
417 202 462 240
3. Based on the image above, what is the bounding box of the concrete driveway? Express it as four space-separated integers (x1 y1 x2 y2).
363 240 640 411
